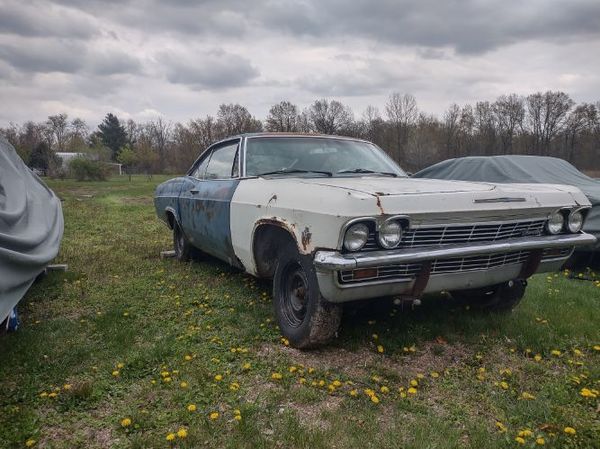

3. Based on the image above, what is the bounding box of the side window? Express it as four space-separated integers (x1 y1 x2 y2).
191 153 210 179
205 142 239 179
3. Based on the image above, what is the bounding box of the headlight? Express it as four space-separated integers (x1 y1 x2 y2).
546 212 564 235
378 220 403 249
567 210 583 233
344 223 369 251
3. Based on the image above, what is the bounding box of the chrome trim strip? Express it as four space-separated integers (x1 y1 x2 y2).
314 233 597 270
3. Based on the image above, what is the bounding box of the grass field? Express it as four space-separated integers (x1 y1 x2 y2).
1 175 599 449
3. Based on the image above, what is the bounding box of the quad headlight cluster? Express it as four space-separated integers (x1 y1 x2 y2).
546 209 585 235
343 219 404 252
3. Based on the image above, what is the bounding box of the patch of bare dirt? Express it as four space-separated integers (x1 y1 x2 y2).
287 394 343 431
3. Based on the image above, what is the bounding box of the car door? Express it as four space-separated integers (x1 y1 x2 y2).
178 139 242 267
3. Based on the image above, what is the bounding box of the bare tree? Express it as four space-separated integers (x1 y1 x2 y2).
474 101 497 155
526 91 574 155
217 104 262 136
385 93 418 161
307 99 353 134
493 94 525 154
443 103 460 158
148 117 172 168
46 113 69 151
265 101 299 132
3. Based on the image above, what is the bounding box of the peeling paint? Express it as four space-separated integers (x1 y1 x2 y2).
375 195 385 215
301 226 312 251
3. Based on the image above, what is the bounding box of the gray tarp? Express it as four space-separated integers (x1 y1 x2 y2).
0 137 64 324
414 155 600 247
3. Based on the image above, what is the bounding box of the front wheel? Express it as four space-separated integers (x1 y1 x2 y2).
273 243 342 348
451 279 527 312
173 221 192 262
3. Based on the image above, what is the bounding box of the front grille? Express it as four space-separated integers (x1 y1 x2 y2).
359 219 547 252
338 247 573 284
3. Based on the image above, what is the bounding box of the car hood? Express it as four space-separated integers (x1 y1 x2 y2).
300 177 496 195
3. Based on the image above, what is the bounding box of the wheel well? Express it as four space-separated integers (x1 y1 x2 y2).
253 224 297 278
166 211 176 229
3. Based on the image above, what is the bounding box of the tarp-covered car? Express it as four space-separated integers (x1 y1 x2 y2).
155 134 596 348
414 155 600 252
0 137 64 331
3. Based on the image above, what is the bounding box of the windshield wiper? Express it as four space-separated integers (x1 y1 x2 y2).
257 169 333 177
337 168 398 177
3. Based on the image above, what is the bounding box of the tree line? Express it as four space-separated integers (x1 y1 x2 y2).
2 91 599 175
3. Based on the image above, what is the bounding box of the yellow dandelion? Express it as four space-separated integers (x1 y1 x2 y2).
166 433 176 441
407 387 417 395
214 374 223 381
271 372 283 380
518 429 533 438
112 370 120 377
410 379 418 387
495 421 507 432
580 388 597 398
25 439 36 447
377 345 384 353
62 384 72 390
593 345 600 351
184 355 193 361
39 392 47 398
289 366 297 373
234 414 242 421
536 437 545 445
380 386 389 394
500 381 509 390
416 373 424 380
120 418 132 427
298 377 306 384
372 333 378 340
350 389 358 397
117 362 124 369
534 354 542 362
521 392 535 400
332 380 342 387
48 392 58 398
515 436 525 445
230 382 240 391
177 428 188 438
160 371 170 378
551 350 561 357
430 371 440 378
187 404 197 412
163 377 172 383
242 362 251 370
180 381 188 389
209 412 219 420
370 394 380 404
563 427 576 435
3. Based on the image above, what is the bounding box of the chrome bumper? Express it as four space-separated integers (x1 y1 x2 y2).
314 233 597 271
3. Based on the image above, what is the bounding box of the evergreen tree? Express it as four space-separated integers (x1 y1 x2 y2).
97 113 127 160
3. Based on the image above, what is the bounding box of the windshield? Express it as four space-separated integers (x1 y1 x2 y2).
245 137 406 177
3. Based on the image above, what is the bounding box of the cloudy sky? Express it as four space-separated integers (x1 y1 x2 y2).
1 0 599 127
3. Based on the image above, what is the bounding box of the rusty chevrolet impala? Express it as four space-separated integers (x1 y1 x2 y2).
154 133 596 348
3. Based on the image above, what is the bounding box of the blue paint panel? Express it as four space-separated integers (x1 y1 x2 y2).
177 177 241 266
154 177 187 224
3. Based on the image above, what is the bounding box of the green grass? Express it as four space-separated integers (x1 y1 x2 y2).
1 175 599 449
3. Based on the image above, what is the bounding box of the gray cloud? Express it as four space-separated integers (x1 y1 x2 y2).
0 0 97 39
0 40 86 73
161 49 259 90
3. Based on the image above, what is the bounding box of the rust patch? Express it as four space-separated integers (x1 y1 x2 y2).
301 227 312 251
375 195 385 215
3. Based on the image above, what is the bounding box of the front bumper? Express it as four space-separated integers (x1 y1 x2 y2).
314 233 597 303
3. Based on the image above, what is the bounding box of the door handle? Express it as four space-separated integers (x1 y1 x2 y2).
190 189 199 194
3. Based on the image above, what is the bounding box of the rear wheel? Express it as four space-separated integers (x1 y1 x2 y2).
451 279 527 312
273 243 342 348
173 221 192 262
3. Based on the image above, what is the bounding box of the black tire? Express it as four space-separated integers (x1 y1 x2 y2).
273 242 342 348
451 279 527 312
173 221 192 262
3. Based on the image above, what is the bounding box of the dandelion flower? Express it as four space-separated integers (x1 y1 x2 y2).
536 437 545 445
48 392 58 399
180 381 188 389
184 355 192 361
551 350 561 357
430 372 439 378
518 430 533 438
370 394 380 404
271 372 283 380
407 387 417 395
214 374 223 381
120 418 132 427
580 388 597 398
410 379 418 387
593 345 600 351
166 433 176 441
521 392 535 400
377 345 384 353
380 386 389 394
500 381 509 390
177 428 188 438
62 384 72 390
299 378 306 384
534 354 542 362
230 382 240 391
242 363 251 370
187 404 197 412
163 377 172 383
112 370 120 377
117 363 124 369
332 380 342 387
515 437 525 445
209 412 219 420
563 427 576 435
25 439 36 447
495 421 507 432
289 366 297 373
234 414 242 421
350 389 358 397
